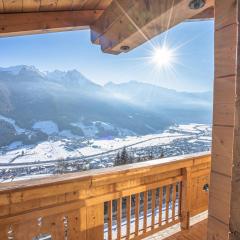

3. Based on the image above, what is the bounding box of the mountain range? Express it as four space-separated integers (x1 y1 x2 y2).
0 65 212 147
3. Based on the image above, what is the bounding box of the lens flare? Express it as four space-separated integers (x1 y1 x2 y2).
152 46 175 68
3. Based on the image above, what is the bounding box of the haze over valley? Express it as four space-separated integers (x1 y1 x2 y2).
0 65 212 181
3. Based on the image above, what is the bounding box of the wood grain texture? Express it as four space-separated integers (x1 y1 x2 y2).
0 10 103 37
117 198 122 240
22 0 40 12
91 0 214 54
135 193 140 236
3 0 23 12
0 153 210 239
107 201 112 240
209 1 240 239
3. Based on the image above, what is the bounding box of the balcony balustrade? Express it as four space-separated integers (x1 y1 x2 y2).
0 152 210 240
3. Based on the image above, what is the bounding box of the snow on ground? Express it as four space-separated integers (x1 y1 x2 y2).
0 114 26 134
71 121 135 137
0 173 52 183
0 123 211 165
169 123 210 134
32 121 59 134
0 132 182 164
71 122 98 137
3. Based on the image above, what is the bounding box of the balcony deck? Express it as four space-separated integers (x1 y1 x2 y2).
144 212 208 240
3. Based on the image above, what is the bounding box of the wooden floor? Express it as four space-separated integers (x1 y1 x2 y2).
144 213 208 240
164 220 207 240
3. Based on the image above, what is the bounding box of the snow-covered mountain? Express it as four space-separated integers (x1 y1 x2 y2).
0 65 212 147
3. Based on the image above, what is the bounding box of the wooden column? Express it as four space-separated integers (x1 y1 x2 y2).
208 0 240 239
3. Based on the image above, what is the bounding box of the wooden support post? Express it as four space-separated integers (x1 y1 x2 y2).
86 204 104 240
79 207 87 240
208 0 240 239
180 167 191 230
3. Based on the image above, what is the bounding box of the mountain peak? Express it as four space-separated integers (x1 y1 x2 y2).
0 65 45 78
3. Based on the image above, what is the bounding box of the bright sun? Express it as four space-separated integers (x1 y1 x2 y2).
152 46 174 68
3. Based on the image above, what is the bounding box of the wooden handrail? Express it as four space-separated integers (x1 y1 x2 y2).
0 152 211 239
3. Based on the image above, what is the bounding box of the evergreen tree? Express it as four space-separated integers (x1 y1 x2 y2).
120 147 129 165
115 151 121 166
55 158 68 174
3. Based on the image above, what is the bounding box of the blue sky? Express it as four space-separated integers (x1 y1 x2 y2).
0 20 214 92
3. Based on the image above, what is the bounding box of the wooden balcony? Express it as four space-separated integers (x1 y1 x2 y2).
0 152 210 240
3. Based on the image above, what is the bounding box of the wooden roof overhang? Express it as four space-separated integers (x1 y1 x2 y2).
0 0 214 54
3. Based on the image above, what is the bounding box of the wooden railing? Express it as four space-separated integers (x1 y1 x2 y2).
0 152 210 240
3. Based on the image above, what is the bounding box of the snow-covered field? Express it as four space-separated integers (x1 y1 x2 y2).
0 123 212 182
0 124 210 164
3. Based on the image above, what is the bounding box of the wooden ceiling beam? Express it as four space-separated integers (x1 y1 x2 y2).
0 10 103 37
91 0 214 54
190 6 214 20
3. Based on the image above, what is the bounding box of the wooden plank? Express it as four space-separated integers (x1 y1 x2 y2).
151 189 156 229
134 193 140 237
208 216 229 240
158 187 163 226
79 207 87 240
209 172 231 225
0 10 103 37
40 0 58 11
22 0 40 12
2 0 23 12
71 0 88 10
86 204 104 240
172 183 176 221
212 126 233 176
178 183 181 218
165 185 170 224
0 152 208 192
180 168 191 230
91 0 214 54
215 23 237 78
143 191 148 233
107 201 112 240
117 198 122 240
215 0 236 30
0 0 4 12
96 0 112 9
57 0 74 10
126 196 131 239
190 6 214 20
66 211 80 239
81 0 100 9
164 219 207 240
0 153 210 239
